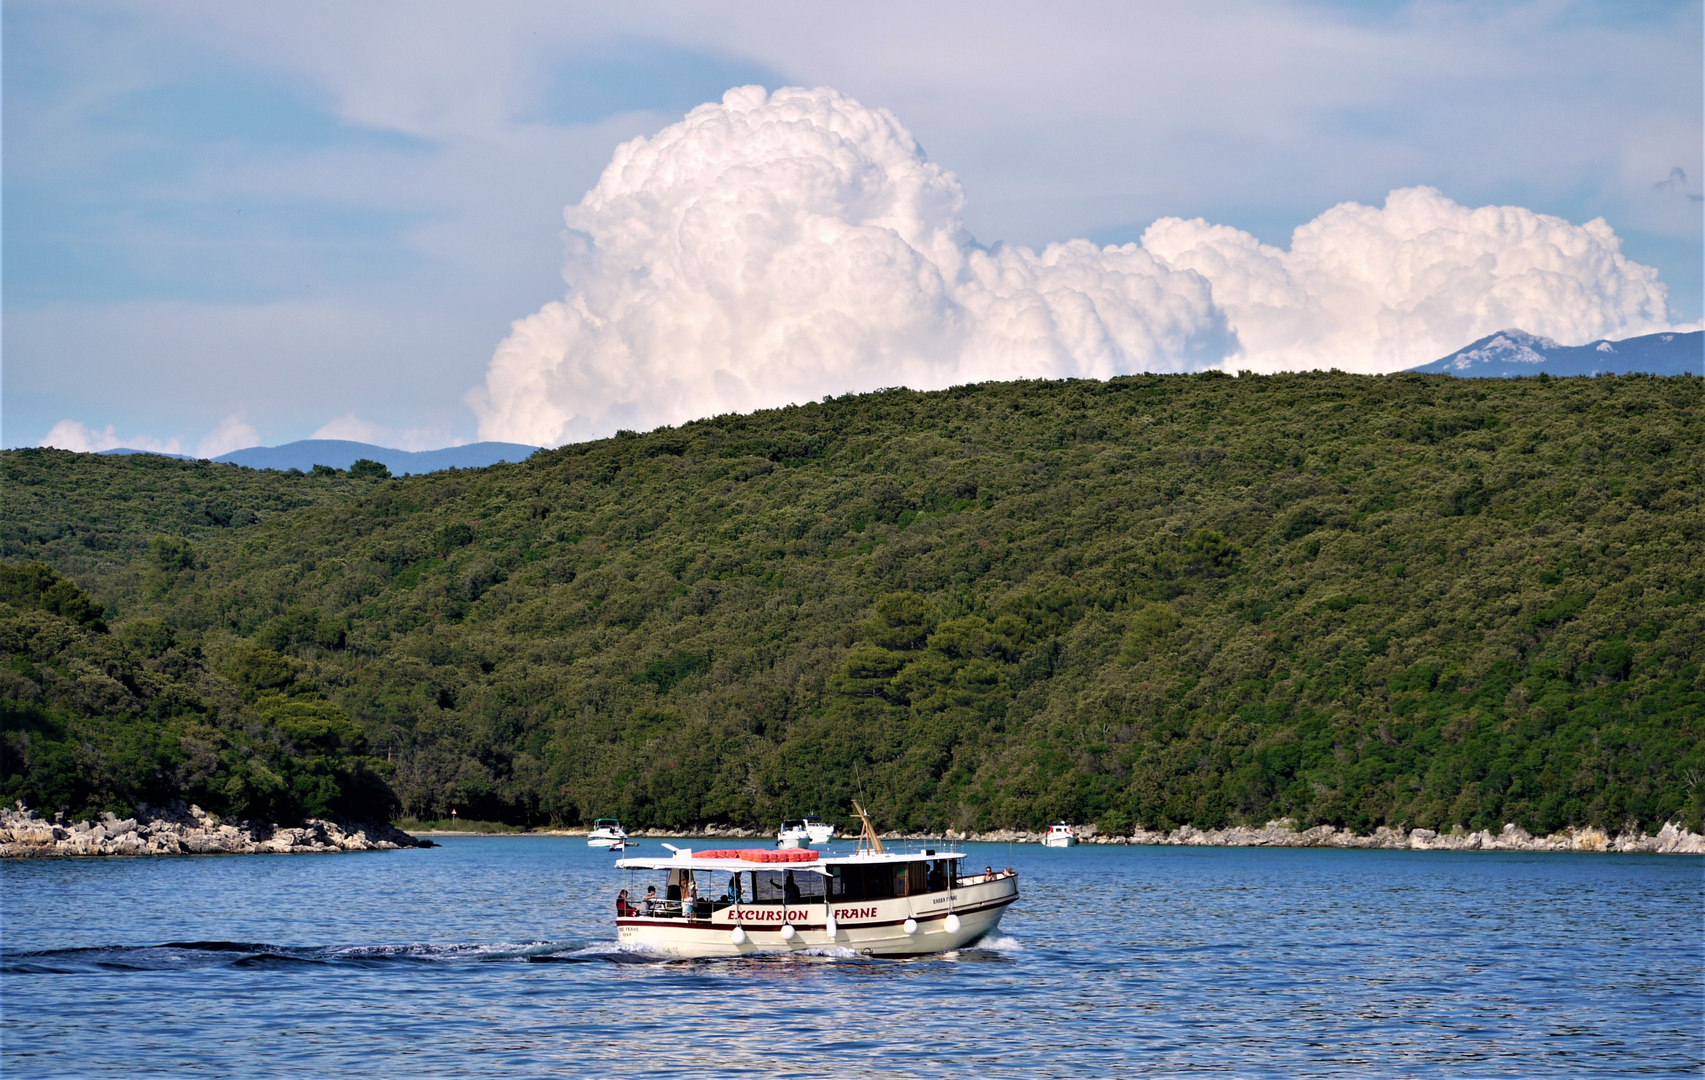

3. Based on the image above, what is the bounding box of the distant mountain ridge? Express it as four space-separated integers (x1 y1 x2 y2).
1409 328 1702 378
214 440 538 474
80 329 1697 472
97 439 539 474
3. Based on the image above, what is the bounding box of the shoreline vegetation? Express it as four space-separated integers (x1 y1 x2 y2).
5 373 1701 844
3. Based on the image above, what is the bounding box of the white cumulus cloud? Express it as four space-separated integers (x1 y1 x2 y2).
471 86 1230 445
39 414 259 459
196 413 261 458
1143 187 1676 374
38 421 184 456
472 86 1682 445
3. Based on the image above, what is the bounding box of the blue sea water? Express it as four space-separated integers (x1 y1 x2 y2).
1 837 1700 1078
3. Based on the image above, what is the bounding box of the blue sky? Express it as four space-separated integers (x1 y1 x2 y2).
4 1 1700 453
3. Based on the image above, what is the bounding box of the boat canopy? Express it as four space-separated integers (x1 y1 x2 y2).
615 848 964 873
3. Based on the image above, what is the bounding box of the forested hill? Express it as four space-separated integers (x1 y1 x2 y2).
4 371 1702 835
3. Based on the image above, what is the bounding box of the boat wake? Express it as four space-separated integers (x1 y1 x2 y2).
0 939 663 975
4 935 1024 975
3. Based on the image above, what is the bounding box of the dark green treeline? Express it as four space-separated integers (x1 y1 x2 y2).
3 371 1701 833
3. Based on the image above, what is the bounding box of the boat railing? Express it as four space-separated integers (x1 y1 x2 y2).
959 869 1015 888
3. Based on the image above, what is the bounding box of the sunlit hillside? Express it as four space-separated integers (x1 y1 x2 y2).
5 371 1701 834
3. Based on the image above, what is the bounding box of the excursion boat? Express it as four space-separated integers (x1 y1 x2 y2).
776 815 836 847
588 818 629 848
1042 822 1078 848
613 804 1018 958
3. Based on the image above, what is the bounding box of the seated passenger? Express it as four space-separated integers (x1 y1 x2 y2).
725 874 743 902
641 885 659 914
616 888 632 916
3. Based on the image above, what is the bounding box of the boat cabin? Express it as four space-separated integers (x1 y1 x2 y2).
615 848 1007 920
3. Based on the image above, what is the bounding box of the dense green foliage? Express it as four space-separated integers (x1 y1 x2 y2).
0 562 396 823
1 448 370 589
4 371 1701 835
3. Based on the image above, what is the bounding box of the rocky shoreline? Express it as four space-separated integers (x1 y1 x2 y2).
936 819 1705 854
430 818 1704 854
0 803 428 858
9 806 1699 857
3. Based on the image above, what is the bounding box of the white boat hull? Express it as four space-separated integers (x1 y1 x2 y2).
776 825 837 847
588 835 626 848
617 875 1018 959
1041 835 1077 848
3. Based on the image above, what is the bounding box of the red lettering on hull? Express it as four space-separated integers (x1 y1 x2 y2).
728 909 814 923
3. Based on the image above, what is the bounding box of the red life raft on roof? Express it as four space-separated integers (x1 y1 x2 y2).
691 849 819 862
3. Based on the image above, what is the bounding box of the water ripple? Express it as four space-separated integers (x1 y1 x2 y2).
2 839 1699 1078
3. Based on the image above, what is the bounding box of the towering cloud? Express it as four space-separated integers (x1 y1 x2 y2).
1143 188 1675 374
473 87 1679 446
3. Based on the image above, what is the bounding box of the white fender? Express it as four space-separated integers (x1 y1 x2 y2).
824 918 838 938
780 924 796 941
730 926 747 945
902 918 918 935
944 913 961 933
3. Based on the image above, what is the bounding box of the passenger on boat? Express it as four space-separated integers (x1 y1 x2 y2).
617 889 632 916
783 870 802 905
642 885 659 914
985 865 994 881
725 874 743 902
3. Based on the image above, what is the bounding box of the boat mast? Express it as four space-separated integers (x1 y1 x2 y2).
852 801 885 856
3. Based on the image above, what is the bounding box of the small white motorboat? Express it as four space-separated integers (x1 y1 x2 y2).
612 804 1017 958
776 816 837 847
588 818 629 848
1042 822 1078 848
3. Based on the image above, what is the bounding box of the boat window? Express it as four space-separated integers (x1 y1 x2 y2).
836 864 893 901
907 861 927 896
750 869 824 903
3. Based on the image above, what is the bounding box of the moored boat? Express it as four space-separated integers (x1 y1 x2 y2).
612 804 1018 958
1042 822 1077 848
776 815 836 847
588 818 629 848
